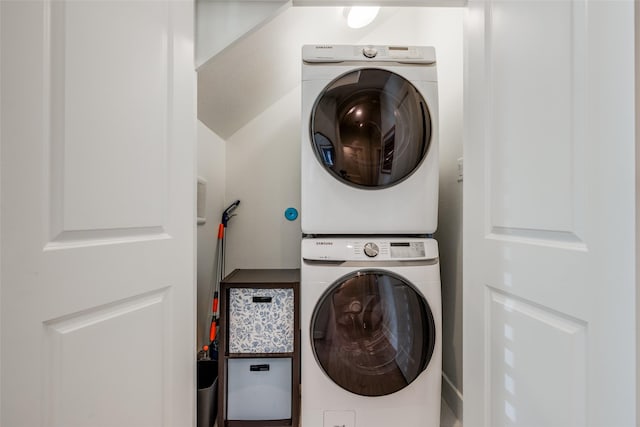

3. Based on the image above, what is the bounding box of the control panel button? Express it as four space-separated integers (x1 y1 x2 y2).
362 47 378 58
363 242 379 257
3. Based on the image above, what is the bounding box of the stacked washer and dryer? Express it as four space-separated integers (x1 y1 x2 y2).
300 45 442 427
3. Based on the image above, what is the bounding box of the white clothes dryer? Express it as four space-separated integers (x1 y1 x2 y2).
301 45 439 235
301 237 442 427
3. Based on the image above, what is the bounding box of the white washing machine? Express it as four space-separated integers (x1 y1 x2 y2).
301 237 442 427
301 45 439 235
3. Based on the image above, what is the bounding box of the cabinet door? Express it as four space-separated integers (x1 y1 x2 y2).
464 1 635 426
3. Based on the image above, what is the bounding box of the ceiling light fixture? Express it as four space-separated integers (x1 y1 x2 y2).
345 6 380 29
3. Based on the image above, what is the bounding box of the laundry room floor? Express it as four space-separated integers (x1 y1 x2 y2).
212 400 462 427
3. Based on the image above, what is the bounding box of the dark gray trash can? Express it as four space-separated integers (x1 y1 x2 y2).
197 359 218 427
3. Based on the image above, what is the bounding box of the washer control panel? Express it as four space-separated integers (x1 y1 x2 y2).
302 238 437 262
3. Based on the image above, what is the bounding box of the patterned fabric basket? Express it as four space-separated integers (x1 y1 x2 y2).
228 288 294 353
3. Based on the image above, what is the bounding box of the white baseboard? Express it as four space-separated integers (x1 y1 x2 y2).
442 372 463 421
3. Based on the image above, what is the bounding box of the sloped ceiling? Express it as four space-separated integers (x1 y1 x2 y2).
197 6 400 139
195 0 289 68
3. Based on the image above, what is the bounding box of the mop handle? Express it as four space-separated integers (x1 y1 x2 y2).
207 223 225 344
202 201 239 354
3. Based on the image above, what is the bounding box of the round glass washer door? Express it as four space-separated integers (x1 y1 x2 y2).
310 270 436 397
310 68 432 189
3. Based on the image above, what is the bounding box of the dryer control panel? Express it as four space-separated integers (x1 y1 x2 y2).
302 238 438 262
302 45 436 64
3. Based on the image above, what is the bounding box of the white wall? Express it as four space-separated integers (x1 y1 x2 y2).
221 7 465 413
224 88 302 273
196 120 226 351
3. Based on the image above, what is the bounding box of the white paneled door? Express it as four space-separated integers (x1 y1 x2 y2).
464 1 636 427
1 1 196 426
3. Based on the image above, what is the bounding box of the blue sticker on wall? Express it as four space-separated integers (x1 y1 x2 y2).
284 207 298 221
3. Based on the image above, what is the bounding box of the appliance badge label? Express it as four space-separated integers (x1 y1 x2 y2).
315 241 333 246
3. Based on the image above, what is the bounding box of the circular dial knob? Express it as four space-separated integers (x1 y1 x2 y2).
362 47 378 58
363 242 379 258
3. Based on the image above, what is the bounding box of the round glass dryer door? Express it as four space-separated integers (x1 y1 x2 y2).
310 68 432 189
311 271 436 397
